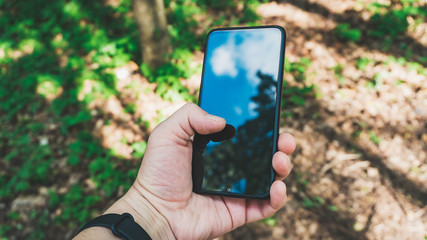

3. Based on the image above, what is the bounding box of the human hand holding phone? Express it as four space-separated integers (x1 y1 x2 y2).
76 103 295 239
116 103 294 239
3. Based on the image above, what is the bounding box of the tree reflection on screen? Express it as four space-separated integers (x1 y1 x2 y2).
194 71 276 195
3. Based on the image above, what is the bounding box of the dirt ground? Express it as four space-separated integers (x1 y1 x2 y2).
220 1 427 239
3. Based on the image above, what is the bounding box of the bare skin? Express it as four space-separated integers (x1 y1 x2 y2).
74 103 296 240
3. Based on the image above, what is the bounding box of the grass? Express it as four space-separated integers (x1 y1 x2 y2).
334 23 362 42
282 57 315 117
366 0 427 49
332 64 346 84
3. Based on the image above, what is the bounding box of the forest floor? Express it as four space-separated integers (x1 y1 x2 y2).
2 0 426 239
221 1 427 239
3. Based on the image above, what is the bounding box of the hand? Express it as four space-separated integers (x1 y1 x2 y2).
75 103 295 240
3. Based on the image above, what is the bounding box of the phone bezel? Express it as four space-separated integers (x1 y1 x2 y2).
193 25 286 199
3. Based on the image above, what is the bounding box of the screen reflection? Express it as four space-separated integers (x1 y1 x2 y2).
193 27 283 196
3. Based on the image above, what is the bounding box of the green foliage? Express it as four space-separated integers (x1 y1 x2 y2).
0 124 53 199
331 63 346 84
0 224 11 237
386 56 427 75
52 184 101 224
356 58 374 71
0 0 137 137
367 0 427 47
286 57 312 82
144 49 196 102
165 0 204 51
165 0 260 52
295 172 334 210
260 215 279 227
76 135 138 198
282 58 315 116
7 212 19 220
334 23 362 42
366 72 385 91
198 0 239 10
61 110 92 131
67 131 104 166
369 131 381 145
327 205 339 212
144 0 264 103
131 141 147 159
295 171 310 190
26 209 50 240
0 0 143 237
89 155 137 197
394 79 405 86
302 196 325 208
369 10 409 38
358 56 426 95
124 103 137 114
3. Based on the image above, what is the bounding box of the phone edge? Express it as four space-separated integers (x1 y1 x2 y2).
192 25 287 200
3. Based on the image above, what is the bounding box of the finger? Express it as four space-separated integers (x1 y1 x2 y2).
245 181 287 222
269 180 287 210
152 103 226 143
278 133 296 155
272 151 292 180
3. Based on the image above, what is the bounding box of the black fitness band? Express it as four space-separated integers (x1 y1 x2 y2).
75 213 152 240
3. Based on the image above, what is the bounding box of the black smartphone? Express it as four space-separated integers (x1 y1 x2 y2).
192 26 286 199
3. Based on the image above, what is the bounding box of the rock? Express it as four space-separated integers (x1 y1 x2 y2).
11 195 46 211
414 106 426 117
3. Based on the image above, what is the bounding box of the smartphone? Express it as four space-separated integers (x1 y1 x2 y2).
192 26 286 199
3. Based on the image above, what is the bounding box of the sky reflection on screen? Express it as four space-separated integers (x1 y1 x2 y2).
195 27 283 196
201 28 282 128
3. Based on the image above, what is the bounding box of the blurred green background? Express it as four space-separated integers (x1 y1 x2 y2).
1 0 426 239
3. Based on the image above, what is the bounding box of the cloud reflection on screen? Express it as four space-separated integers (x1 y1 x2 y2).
196 27 283 195
202 28 281 129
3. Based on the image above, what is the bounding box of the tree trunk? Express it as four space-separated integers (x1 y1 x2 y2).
132 0 171 70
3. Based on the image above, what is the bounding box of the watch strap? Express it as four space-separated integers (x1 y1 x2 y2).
75 213 152 240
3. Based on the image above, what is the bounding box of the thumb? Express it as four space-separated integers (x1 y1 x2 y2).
152 103 226 143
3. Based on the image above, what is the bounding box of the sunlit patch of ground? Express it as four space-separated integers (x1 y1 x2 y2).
77 61 189 159
220 1 427 239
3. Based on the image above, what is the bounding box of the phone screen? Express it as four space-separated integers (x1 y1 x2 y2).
192 26 285 198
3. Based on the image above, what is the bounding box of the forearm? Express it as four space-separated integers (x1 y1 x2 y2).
73 186 175 240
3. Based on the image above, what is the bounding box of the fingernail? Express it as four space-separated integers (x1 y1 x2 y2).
206 114 224 122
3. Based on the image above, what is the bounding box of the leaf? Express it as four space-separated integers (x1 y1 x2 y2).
132 141 147 159
68 155 80 166
328 205 339 212
15 181 30 192
260 216 278 227
284 57 291 73
302 197 316 208
314 196 325 204
356 58 372 71
334 23 361 42
290 95 306 106
369 131 381 145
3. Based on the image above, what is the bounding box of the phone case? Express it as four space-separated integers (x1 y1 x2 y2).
192 25 286 199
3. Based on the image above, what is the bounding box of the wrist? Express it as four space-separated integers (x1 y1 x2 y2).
104 186 175 239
